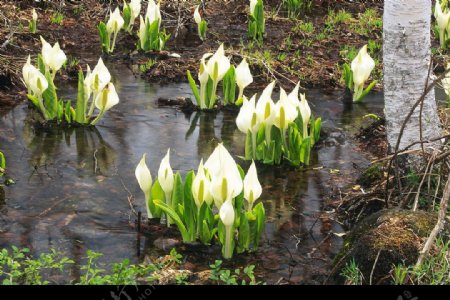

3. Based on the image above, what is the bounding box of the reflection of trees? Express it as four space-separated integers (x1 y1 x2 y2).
23 125 117 176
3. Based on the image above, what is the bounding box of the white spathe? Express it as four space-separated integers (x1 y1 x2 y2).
135 153 153 194
129 0 142 20
28 68 48 96
235 58 253 91
351 45 375 88
249 0 258 15
22 55 34 88
206 44 230 82
236 95 260 135
90 58 112 93
273 88 298 130
255 80 276 124
299 93 311 133
106 7 125 35
219 199 235 227
194 5 202 24
192 159 213 209
146 0 161 27
243 160 262 209
94 82 120 112
204 143 243 208
158 149 174 194
40 36 67 73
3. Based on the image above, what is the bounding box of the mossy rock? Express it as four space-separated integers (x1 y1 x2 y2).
356 163 383 188
333 208 450 284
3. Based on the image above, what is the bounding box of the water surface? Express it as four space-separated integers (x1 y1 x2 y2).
0 63 384 284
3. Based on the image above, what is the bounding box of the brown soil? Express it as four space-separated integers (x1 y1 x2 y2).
0 0 384 110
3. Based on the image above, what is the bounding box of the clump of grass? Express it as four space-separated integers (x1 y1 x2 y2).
350 8 382 36
341 259 364 285
292 21 315 34
391 238 450 285
326 9 352 28
63 56 80 70
139 58 157 73
50 11 64 25
339 44 358 62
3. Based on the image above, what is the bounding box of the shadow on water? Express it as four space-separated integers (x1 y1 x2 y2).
0 63 384 284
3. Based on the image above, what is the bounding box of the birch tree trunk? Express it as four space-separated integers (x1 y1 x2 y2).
383 0 441 152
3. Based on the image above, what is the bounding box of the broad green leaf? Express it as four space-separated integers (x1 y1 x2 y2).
150 179 164 217
154 199 191 242
237 213 250 253
253 202 265 249
75 70 86 124
171 172 184 216
187 70 200 105
222 66 236 105
183 171 196 237
64 100 72 124
42 70 58 119
300 137 311 165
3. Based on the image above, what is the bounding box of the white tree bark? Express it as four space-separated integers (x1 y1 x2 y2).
383 0 442 152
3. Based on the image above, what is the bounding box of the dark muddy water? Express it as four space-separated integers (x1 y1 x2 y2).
0 62 383 284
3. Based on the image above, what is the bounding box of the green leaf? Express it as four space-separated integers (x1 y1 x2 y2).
313 118 321 145
97 22 109 53
64 100 72 124
122 5 131 30
172 172 184 216
56 100 64 123
300 137 311 165
0 151 5 177
148 19 160 50
37 54 46 74
154 199 191 242
42 70 58 119
343 63 353 90
356 80 378 103
150 179 164 218
183 171 196 239
237 213 250 253
27 94 40 108
252 202 265 249
75 70 86 124
205 77 214 108
187 70 200 105
222 66 236 105
200 220 212 244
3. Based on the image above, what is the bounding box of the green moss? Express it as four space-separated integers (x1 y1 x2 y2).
357 163 383 188
333 209 450 284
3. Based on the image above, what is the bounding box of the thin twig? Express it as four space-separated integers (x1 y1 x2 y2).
369 249 381 285
415 176 450 268
412 152 435 211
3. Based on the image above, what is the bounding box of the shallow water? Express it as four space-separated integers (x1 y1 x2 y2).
0 62 383 284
